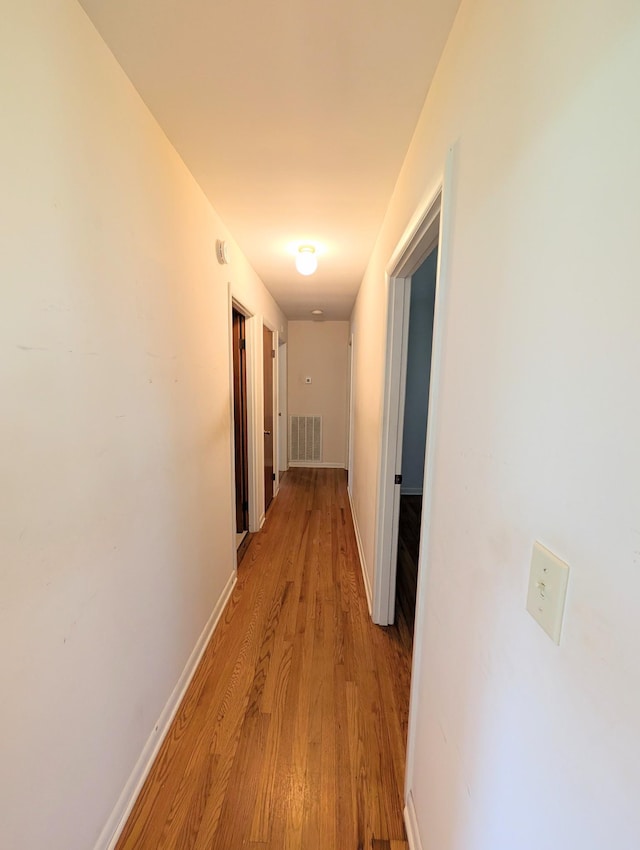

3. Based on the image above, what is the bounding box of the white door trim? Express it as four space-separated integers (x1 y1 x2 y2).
403 145 457 800
229 293 261 533
372 144 456 629
262 320 278 519
347 333 356 490
373 275 412 625
277 338 288 485
227 285 239 567
372 179 444 626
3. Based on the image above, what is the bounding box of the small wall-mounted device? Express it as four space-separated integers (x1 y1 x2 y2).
304 376 312 384
216 239 230 265
526 542 570 644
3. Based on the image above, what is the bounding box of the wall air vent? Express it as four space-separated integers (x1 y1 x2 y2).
289 415 322 463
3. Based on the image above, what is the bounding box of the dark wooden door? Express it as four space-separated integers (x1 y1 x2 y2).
232 309 249 532
263 325 274 512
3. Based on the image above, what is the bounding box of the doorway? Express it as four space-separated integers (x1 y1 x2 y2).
277 340 288 480
373 145 455 634
395 248 438 637
347 333 355 492
232 308 249 546
369 150 455 823
373 194 442 626
263 325 275 514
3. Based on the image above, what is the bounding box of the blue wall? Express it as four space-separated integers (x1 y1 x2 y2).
400 248 437 493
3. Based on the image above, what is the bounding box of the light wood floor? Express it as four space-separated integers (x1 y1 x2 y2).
116 468 412 850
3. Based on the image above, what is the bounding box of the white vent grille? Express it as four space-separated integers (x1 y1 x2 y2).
289 415 322 462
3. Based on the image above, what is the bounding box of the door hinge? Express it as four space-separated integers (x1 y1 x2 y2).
395 474 403 485
271 349 276 358
272 472 276 481
239 338 246 350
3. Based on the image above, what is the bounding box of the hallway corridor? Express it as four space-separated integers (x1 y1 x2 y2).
116 468 412 850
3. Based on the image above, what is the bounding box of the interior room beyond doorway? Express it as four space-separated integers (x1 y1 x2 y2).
395 247 438 637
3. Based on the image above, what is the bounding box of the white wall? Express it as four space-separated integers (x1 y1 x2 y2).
400 249 437 494
0 2 285 849
287 321 349 466
350 1 640 849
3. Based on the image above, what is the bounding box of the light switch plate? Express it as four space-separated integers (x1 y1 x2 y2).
526 542 570 644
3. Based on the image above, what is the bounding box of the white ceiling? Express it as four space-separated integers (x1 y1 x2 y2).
79 0 461 320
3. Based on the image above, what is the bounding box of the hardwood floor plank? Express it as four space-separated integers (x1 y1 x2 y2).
334 663 357 848
115 468 411 850
209 710 270 848
249 638 292 842
319 596 337 850
163 754 217 850
396 494 422 637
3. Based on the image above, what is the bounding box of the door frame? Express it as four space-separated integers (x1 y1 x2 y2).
347 333 356 491
228 290 261 538
231 307 249 534
277 338 288 483
403 146 456 814
262 322 276 520
373 146 456 628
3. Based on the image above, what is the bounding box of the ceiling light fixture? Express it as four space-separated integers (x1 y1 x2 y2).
295 245 317 276
310 309 323 316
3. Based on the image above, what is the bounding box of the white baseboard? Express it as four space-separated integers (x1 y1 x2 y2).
347 485 373 615
401 487 423 496
404 790 424 850
288 461 346 468
95 570 237 850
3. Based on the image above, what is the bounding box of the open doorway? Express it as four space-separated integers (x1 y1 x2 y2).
373 147 454 634
277 340 288 482
373 192 442 627
263 324 275 514
346 333 355 491
232 307 249 550
395 248 438 637
373 148 455 826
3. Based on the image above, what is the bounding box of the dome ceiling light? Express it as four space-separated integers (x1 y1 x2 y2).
295 245 317 276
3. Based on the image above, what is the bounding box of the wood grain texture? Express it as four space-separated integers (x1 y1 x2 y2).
115 468 412 850
396 495 422 638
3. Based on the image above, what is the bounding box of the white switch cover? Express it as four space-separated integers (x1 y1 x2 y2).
526 542 570 644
